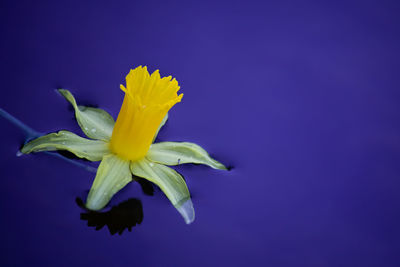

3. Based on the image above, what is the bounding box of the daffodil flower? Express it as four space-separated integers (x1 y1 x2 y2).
21 66 227 224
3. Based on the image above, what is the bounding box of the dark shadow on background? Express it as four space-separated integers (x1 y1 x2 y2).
133 176 155 196
76 197 143 235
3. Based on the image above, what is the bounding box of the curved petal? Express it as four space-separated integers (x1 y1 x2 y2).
58 89 115 141
130 158 194 224
86 154 132 210
147 142 227 170
21 130 109 161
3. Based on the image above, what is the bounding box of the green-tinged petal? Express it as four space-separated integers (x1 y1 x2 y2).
130 158 194 224
58 89 115 141
21 130 109 161
152 113 168 142
147 142 227 170
86 154 132 210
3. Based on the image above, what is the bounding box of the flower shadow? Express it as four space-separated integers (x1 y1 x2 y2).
76 197 143 235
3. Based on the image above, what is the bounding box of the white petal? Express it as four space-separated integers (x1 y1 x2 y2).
130 158 195 224
147 142 227 170
21 130 109 161
86 154 132 210
58 89 115 141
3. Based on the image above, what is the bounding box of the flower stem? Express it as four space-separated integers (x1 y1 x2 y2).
46 153 98 173
0 107 97 173
0 108 42 139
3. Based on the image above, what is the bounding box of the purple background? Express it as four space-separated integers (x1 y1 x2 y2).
1 0 400 266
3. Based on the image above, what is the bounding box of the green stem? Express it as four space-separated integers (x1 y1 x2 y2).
0 108 42 140
0 108 97 173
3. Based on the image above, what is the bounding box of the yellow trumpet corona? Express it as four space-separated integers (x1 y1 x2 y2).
110 66 183 161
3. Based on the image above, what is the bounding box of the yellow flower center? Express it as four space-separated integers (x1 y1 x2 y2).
110 66 183 161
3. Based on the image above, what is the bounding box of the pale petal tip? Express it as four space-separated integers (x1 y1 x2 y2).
85 200 103 211
215 161 228 170
56 88 67 97
85 195 107 211
218 165 228 171
176 198 195 224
